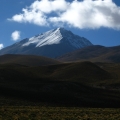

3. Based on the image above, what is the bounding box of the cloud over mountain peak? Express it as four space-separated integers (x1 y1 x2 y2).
8 0 120 30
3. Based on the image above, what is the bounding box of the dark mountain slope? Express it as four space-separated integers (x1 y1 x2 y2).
48 61 111 82
58 45 120 63
0 61 119 107
0 54 61 66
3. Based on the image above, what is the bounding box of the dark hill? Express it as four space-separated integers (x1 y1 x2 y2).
48 61 111 82
58 45 120 63
1 61 119 107
0 54 61 66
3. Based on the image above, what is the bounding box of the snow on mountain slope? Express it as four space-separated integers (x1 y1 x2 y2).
22 27 92 48
23 28 63 47
0 28 93 58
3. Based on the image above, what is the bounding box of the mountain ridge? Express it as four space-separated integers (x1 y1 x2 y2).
58 45 120 63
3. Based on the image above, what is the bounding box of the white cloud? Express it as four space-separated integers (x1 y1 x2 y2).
8 0 120 30
11 31 21 41
0 44 4 50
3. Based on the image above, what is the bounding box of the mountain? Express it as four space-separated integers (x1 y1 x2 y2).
0 54 61 66
58 45 120 63
0 28 92 58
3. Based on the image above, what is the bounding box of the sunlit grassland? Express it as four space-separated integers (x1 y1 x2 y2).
0 107 120 120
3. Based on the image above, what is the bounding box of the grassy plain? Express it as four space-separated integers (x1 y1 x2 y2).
0 107 120 120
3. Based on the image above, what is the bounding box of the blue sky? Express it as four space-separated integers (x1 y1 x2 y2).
0 0 120 50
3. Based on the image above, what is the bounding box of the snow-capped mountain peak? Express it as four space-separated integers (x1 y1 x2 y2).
22 27 92 49
0 28 93 58
22 28 63 47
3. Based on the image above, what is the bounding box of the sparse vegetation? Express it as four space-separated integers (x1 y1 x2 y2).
0 107 120 120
